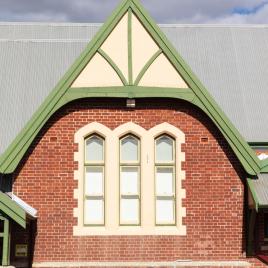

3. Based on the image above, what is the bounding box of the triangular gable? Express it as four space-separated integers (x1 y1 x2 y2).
0 0 262 176
70 9 188 89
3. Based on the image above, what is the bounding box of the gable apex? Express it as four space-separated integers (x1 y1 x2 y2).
0 0 262 176
70 4 188 89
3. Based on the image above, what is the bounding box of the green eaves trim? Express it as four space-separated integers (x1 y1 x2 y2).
249 142 268 147
0 192 26 228
0 0 262 175
260 159 268 172
247 178 259 212
66 87 194 101
98 49 128 86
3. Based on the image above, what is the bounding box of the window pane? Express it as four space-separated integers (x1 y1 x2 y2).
85 167 104 195
84 199 104 224
156 168 174 195
156 199 174 224
85 136 103 162
121 167 139 195
120 198 139 224
121 136 139 162
156 136 174 162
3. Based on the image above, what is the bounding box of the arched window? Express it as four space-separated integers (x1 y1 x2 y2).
84 135 105 225
74 122 185 235
119 135 140 225
155 135 176 225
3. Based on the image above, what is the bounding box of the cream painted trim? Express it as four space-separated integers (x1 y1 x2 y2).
32 261 251 267
74 122 112 228
150 123 186 229
73 122 186 236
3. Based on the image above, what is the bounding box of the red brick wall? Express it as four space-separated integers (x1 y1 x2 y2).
12 98 248 263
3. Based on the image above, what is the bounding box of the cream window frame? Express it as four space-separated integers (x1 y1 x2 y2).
84 135 105 226
119 135 141 226
155 135 176 226
74 122 186 236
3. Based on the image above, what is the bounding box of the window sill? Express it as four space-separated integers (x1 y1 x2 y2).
73 225 186 236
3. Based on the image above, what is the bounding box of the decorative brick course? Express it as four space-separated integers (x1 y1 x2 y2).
11 98 263 265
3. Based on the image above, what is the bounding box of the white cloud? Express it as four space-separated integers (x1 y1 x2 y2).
0 0 267 24
205 3 268 24
141 0 266 23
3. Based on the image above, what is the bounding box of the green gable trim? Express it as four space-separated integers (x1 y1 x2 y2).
98 49 128 86
0 0 263 176
260 160 268 172
0 192 26 228
128 8 133 85
65 87 194 102
249 142 268 147
0 0 131 174
128 0 261 175
0 215 10 265
134 49 162 86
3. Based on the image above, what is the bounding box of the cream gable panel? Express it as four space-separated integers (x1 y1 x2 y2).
139 54 188 88
101 13 128 81
132 14 159 82
71 53 123 88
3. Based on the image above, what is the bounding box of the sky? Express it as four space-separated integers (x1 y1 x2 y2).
1 0 268 24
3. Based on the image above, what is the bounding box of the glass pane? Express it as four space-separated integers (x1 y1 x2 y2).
156 168 174 195
85 136 104 162
84 199 104 224
120 198 139 224
121 167 139 195
121 136 139 162
156 199 174 224
85 167 104 195
156 136 174 162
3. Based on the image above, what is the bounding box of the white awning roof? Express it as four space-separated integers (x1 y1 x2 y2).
6 192 37 218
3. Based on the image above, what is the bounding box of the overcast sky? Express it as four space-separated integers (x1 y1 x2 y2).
1 0 268 24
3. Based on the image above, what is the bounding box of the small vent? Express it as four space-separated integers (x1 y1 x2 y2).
200 137 209 143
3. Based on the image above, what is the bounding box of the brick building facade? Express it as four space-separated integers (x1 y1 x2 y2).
0 0 268 267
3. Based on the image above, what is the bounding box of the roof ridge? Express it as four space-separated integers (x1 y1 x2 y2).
0 21 268 28
0 21 102 27
159 23 268 28
0 39 89 43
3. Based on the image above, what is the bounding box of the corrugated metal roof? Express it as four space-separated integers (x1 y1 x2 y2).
250 174 268 206
0 23 268 155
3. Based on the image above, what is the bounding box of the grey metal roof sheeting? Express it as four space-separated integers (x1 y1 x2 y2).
250 174 268 206
0 23 268 155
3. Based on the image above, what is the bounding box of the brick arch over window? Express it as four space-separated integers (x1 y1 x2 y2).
73 122 186 236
